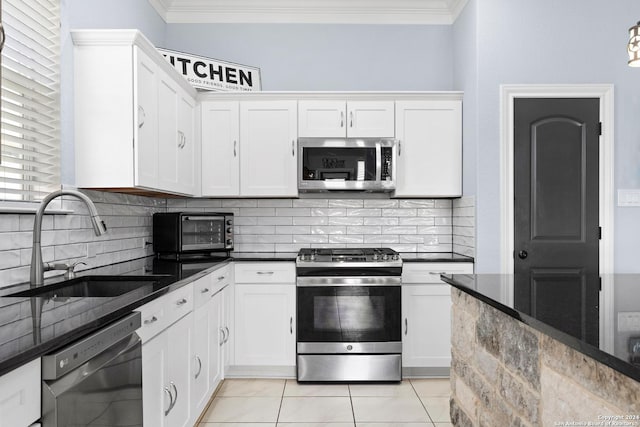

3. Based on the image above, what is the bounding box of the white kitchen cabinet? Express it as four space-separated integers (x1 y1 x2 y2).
401 262 473 373
298 100 394 137
158 78 197 195
239 101 298 197
72 29 198 196
0 358 40 427
201 100 297 197
201 101 240 196
394 100 462 197
233 262 296 367
139 283 194 427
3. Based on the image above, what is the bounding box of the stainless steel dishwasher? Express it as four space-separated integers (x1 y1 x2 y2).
41 312 143 427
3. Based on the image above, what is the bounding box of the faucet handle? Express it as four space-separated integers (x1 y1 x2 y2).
66 261 87 279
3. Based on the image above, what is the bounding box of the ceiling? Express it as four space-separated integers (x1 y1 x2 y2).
147 0 469 25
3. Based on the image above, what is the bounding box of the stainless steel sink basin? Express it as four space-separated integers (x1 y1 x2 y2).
7 275 171 298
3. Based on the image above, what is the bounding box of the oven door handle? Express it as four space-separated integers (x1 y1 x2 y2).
296 276 401 286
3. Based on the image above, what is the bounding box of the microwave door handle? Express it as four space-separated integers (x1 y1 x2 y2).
183 216 224 221
375 142 382 181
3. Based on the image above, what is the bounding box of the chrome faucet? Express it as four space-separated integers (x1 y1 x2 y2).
30 189 107 287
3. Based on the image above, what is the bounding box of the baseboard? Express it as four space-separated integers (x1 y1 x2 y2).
402 366 450 378
224 365 296 378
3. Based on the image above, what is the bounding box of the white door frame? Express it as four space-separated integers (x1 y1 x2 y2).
499 84 614 278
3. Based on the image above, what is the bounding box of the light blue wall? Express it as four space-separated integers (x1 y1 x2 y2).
164 24 454 91
60 0 166 185
469 0 640 272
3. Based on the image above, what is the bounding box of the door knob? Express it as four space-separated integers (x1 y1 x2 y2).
518 250 528 259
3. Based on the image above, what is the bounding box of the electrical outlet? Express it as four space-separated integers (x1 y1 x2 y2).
618 312 640 332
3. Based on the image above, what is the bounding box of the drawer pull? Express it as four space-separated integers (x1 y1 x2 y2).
217 276 226 281
176 298 188 306
163 387 173 416
200 288 210 294
144 316 158 325
256 271 274 275
428 272 447 276
405 318 408 336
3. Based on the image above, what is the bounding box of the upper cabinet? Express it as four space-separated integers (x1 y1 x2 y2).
394 99 462 198
298 100 394 137
72 30 198 196
201 100 298 198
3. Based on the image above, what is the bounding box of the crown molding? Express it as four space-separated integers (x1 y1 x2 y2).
147 0 469 25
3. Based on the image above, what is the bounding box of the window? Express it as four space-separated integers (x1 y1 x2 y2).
0 0 60 201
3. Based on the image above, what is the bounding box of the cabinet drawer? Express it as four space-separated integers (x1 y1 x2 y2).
137 283 193 341
193 264 231 308
0 358 40 427
234 262 295 283
402 262 473 284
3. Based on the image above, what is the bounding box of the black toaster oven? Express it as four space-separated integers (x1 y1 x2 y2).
153 212 234 255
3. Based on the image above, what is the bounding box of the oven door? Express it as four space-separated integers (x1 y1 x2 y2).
296 278 401 352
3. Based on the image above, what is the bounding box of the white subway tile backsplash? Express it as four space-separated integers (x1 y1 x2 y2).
347 225 381 235
398 217 435 226
293 234 328 244
364 235 399 244
328 217 363 226
398 200 435 208
292 199 328 208
399 235 426 244
257 199 293 208
239 207 276 217
382 208 416 217
328 199 363 208
277 208 312 217
347 208 381 217
363 217 398 226
292 217 328 226
381 226 417 235
275 226 311 235
311 226 347 235
257 216 293 226
222 199 258 208
234 217 259 226
363 200 398 208
238 225 276 234
329 235 364 244
311 208 346 217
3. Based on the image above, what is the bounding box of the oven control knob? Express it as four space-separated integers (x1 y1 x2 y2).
347 345 353 351
226 239 233 246
382 254 389 261
373 254 379 260
392 254 399 260
310 254 316 261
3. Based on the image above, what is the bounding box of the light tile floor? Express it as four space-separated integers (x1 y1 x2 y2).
198 378 454 427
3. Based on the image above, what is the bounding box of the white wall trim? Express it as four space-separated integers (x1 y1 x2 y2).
148 0 467 25
499 84 614 276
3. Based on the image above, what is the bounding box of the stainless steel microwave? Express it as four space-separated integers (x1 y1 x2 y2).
298 138 397 192
153 212 234 255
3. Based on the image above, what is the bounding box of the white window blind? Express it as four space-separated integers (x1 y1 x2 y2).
0 0 60 201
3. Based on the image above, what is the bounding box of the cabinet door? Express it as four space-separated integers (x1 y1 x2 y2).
222 286 234 370
209 291 223 390
133 47 158 189
347 101 395 137
0 358 40 427
234 284 295 366
298 100 346 137
176 90 196 195
201 101 240 196
239 101 298 197
142 333 169 427
166 313 193 427
157 76 180 193
394 100 462 197
191 302 211 420
402 284 452 368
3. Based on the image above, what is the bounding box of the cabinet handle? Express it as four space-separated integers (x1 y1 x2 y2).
217 275 226 281
168 382 178 414
220 327 226 346
163 387 173 416
144 316 158 325
178 131 186 149
0 22 5 52
340 111 344 128
405 318 408 336
138 105 145 128
176 298 188 306
349 111 353 128
292 140 295 156
200 287 210 294
233 140 237 157
224 326 230 343
256 271 274 275
290 317 293 334
194 355 203 379
398 140 402 156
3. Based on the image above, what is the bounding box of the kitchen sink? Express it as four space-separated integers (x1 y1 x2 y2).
7 275 171 298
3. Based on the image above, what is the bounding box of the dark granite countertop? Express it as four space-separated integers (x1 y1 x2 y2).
442 274 640 383
400 252 474 262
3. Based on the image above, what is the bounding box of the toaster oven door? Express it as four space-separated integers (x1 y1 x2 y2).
181 215 227 251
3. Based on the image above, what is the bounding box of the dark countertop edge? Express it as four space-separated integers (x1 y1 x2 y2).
400 252 474 262
442 276 640 384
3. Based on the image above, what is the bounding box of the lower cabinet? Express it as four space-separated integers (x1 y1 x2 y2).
0 358 40 427
234 283 296 367
401 262 473 374
142 312 193 427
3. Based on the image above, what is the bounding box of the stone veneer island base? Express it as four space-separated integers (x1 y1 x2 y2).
450 288 640 426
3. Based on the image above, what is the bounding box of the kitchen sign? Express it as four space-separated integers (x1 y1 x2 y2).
157 48 261 92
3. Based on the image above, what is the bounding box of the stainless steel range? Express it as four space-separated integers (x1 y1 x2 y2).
296 248 403 382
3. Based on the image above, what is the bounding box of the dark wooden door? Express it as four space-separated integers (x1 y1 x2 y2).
513 98 600 345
